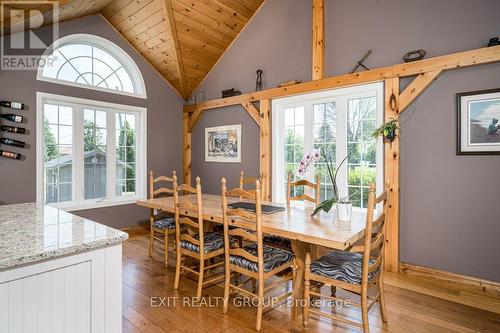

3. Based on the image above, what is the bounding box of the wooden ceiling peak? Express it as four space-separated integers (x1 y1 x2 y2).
102 0 265 99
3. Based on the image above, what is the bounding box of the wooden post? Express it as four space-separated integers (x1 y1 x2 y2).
384 78 400 273
312 0 324 80
259 99 271 201
183 112 192 186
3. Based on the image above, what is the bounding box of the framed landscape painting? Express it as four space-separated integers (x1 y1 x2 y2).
457 88 500 155
205 124 241 162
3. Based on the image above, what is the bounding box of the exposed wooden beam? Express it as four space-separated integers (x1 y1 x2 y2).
163 0 188 99
183 113 192 185
188 106 202 132
384 78 400 273
399 70 442 112
312 0 324 80
184 45 500 113
259 99 271 201
241 102 261 126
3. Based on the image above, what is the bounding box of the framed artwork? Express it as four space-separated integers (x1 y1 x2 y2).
457 88 500 155
205 124 241 162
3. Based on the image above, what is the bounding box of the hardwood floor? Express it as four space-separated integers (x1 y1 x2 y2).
122 230 500 332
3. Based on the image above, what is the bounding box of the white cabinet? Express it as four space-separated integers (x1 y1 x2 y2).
0 244 122 333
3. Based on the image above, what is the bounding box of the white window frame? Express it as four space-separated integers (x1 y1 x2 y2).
36 92 147 211
37 34 147 99
272 82 384 205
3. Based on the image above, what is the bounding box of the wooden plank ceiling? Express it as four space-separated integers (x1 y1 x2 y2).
1 0 114 35
101 0 265 99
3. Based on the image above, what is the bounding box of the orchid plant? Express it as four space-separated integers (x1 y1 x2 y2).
296 148 352 217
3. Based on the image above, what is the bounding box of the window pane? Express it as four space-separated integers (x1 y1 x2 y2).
41 43 139 95
116 113 137 197
348 97 378 208
84 109 107 200
44 104 73 204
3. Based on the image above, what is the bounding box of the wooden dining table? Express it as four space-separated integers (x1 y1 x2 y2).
137 194 367 318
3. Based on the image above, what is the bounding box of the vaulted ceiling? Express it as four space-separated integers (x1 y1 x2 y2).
0 0 265 100
101 0 265 99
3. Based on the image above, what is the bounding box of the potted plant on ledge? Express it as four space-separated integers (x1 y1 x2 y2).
372 118 400 143
297 149 354 221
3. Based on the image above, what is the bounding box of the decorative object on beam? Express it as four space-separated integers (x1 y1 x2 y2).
373 118 400 143
221 88 242 99
256 69 263 91
278 80 301 87
350 50 372 73
488 37 499 47
205 124 242 163
403 49 427 63
457 88 500 155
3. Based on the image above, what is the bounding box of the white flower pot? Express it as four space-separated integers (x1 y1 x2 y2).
336 203 352 222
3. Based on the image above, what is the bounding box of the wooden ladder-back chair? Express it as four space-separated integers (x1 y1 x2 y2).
303 183 390 332
286 171 321 206
240 170 260 198
262 172 321 250
221 178 296 331
173 176 226 300
148 170 177 267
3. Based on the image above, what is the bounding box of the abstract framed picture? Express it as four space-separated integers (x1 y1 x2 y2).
205 124 241 162
457 88 500 155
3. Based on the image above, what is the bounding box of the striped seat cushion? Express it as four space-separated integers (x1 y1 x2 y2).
152 217 176 230
229 243 294 272
311 250 378 285
180 232 236 254
263 235 291 249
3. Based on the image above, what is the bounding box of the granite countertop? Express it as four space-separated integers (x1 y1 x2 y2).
0 203 129 270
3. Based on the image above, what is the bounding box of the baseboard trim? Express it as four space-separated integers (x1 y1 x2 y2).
383 263 500 315
400 263 500 294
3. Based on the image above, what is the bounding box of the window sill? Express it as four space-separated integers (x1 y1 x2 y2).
44 196 144 212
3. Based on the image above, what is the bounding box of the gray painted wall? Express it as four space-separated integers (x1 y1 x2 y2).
0 14 184 229
192 0 500 281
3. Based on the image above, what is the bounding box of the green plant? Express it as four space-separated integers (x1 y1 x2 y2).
372 118 400 142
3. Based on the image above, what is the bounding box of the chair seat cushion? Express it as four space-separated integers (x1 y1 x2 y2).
180 232 235 254
212 224 238 233
152 217 176 230
263 235 291 248
311 250 378 285
229 243 294 273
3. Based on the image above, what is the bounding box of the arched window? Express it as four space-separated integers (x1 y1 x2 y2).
38 34 146 98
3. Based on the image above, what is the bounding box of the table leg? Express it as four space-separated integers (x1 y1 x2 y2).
290 240 307 320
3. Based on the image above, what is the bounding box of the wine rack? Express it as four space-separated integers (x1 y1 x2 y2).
0 100 27 160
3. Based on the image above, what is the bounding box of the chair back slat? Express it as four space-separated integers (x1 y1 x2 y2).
226 207 256 221
222 178 264 274
240 170 263 200
289 194 317 203
229 248 259 263
361 184 390 284
180 233 200 245
149 170 176 199
227 188 256 200
179 216 199 229
287 172 321 206
177 183 198 194
174 176 205 255
153 188 174 196
228 228 258 242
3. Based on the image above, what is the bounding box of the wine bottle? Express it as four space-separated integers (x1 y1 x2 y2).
0 149 21 160
1 125 25 134
0 101 24 110
1 137 25 148
0 114 23 123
